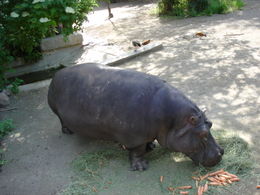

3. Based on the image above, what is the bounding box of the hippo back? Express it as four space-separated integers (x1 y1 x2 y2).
48 63 167 148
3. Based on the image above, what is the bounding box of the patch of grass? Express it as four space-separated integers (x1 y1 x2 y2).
60 130 254 194
195 130 253 177
0 119 14 167
7 78 24 95
0 119 14 140
60 146 128 195
72 148 126 177
157 0 244 17
0 148 7 166
212 130 253 174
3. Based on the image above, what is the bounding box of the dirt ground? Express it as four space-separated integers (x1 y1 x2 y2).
0 0 259 194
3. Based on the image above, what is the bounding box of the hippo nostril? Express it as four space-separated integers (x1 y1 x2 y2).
219 148 224 155
208 121 212 129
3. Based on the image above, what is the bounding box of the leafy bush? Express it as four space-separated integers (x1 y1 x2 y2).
0 26 14 91
0 0 97 63
0 64 12 92
158 0 244 17
0 0 97 91
0 38 23 93
0 39 23 93
8 78 24 94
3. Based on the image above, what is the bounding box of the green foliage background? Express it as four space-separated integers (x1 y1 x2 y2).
0 0 97 62
158 0 244 17
0 0 97 91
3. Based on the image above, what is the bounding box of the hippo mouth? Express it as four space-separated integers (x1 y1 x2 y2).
200 154 222 167
187 147 224 167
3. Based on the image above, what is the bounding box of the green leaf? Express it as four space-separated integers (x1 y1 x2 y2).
33 4 42 9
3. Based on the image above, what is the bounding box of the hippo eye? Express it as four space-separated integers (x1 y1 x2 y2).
189 116 198 125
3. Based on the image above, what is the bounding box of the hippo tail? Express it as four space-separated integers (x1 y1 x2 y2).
47 78 59 116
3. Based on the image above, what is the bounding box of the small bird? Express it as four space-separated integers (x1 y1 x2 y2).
132 41 141 48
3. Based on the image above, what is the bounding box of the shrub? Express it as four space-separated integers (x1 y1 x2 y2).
158 0 244 17
0 26 14 91
0 0 97 63
0 28 23 93
0 0 97 91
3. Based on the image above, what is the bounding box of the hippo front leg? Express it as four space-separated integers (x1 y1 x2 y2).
129 144 149 171
146 141 156 152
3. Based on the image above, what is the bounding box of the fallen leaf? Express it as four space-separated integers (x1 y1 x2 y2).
192 176 200 181
195 32 207 37
92 187 98 192
142 40 151 45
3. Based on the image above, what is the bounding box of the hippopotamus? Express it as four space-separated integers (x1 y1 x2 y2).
48 63 224 171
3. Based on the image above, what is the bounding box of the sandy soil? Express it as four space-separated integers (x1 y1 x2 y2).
0 0 259 194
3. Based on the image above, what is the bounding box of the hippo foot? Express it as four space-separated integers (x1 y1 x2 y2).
130 158 148 171
129 144 149 171
62 127 74 134
146 142 156 152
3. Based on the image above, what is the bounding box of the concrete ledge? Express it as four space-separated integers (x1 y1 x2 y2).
19 79 51 92
5 45 82 78
104 42 163 66
41 33 83 52
8 58 24 68
16 42 163 92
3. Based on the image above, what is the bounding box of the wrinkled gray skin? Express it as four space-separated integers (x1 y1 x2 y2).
48 63 224 171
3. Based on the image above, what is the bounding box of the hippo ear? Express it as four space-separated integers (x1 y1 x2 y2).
188 115 198 125
201 107 207 113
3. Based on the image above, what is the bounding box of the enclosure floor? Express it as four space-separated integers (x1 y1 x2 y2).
0 0 259 194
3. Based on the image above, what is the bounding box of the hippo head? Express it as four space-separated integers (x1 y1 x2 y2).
164 109 224 167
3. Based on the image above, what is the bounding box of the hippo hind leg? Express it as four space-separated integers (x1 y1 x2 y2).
129 144 148 171
57 116 74 134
